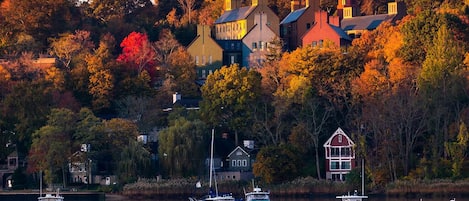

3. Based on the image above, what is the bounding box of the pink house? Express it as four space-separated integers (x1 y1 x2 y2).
302 10 351 49
323 127 356 181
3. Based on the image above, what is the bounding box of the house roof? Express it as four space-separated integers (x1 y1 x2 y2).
323 127 355 147
329 24 352 41
341 14 397 31
241 21 277 41
215 6 257 24
227 146 250 158
280 7 307 24
173 99 200 109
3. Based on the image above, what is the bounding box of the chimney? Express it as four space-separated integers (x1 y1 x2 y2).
387 1 398 14
290 0 302 12
225 0 239 11
329 15 340 27
173 92 181 104
243 140 255 149
253 0 266 6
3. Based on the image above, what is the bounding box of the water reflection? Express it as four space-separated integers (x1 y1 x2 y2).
108 197 469 201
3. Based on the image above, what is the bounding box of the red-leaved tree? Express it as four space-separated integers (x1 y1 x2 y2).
117 32 156 76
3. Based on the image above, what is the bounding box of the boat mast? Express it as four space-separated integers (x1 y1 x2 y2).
209 128 214 189
361 159 365 196
40 171 42 197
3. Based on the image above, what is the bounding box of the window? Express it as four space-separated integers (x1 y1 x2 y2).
236 151 242 156
342 0 346 6
319 40 324 47
331 161 340 170
231 43 235 50
195 56 199 65
331 147 339 157
202 56 206 65
332 173 341 181
341 161 351 170
237 160 241 166
338 134 342 143
306 23 311 29
230 56 235 64
252 42 257 49
209 56 213 64
312 41 317 47
259 41 263 50
232 160 237 167
202 70 206 78
341 147 351 156
242 160 247 167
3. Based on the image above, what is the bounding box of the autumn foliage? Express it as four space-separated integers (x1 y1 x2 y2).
117 32 156 76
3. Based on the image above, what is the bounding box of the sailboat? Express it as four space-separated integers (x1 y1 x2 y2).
38 171 64 201
189 129 235 201
336 159 367 201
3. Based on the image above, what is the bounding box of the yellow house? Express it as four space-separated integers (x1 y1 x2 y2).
215 0 279 40
187 25 224 79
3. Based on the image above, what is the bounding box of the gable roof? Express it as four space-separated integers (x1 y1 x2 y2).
323 127 355 147
341 14 397 31
227 146 250 158
215 6 257 24
280 7 307 24
328 24 352 41
241 21 277 41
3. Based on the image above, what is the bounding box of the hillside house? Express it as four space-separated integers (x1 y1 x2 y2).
217 140 256 181
280 0 321 51
339 1 406 39
214 0 279 67
323 127 356 181
187 25 224 80
302 10 351 49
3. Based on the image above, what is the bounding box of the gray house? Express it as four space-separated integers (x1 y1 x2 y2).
217 141 256 181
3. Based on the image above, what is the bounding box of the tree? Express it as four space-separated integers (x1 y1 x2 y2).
49 30 94 70
87 34 115 111
86 0 153 23
153 29 182 71
117 32 156 74
200 64 262 142
90 118 140 177
445 121 469 178
1 0 78 49
177 0 197 24
115 96 165 132
252 144 302 184
116 140 153 183
166 47 199 97
28 108 76 187
197 0 224 26
158 118 208 178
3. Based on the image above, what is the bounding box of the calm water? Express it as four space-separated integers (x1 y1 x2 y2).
2 194 468 201
105 197 469 201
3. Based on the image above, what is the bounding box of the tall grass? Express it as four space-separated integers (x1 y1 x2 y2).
385 179 469 198
122 177 351 199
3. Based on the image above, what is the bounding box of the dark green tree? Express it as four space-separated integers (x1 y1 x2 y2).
158 118 208 178
252 144 302 184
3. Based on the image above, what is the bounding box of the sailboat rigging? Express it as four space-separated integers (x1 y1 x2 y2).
336 159 367 201
189 129 235 201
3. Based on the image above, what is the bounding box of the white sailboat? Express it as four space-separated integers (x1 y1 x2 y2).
189 129 235 201
336 159 367 201
38 171 64 201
